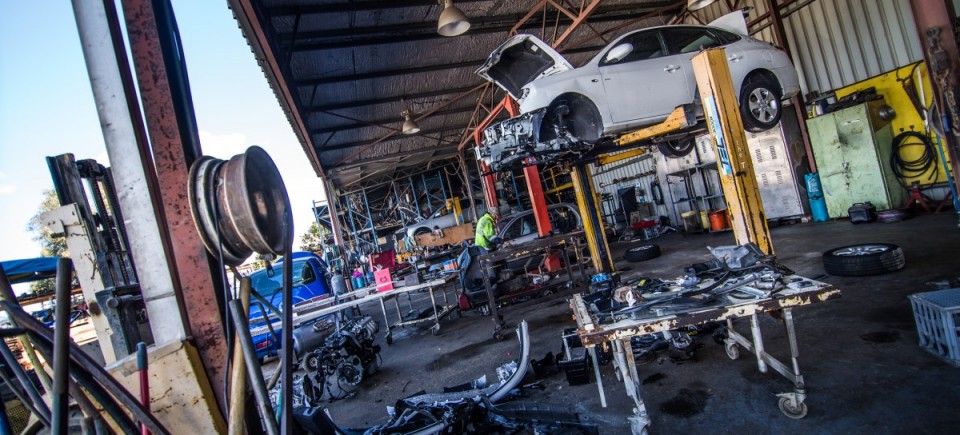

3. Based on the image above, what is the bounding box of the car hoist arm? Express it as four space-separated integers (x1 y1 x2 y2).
595 104 699 167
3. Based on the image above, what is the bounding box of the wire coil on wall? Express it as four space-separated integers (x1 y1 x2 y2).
188 146 292 266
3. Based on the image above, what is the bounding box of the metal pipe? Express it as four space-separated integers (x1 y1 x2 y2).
137 343 150 435
1 302 168 434
72 0 186 346
280 235 294 434
0 266 54 400
52 258 73 433
228 277 252 435
228 300 279 435
29 332 141 434
0 332 51 428
0 367 44 427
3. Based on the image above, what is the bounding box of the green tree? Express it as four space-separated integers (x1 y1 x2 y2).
26 189 68 294
299 221 330 253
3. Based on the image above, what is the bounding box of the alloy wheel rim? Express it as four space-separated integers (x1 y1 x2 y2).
834 244 890 256
749 88 779 123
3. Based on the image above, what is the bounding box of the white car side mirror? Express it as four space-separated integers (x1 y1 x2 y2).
604 43 633 63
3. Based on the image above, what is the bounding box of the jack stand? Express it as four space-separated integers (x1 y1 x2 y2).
903 182 933 213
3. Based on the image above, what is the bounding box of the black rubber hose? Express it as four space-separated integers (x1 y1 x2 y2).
28 333 141 435
890 131 938 187
0 301 169 435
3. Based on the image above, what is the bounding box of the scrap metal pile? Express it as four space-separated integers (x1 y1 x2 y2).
298 316 382 404
293 322 599 434
586 243 794 325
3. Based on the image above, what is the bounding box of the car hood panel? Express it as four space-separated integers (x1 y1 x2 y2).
477 34 572 99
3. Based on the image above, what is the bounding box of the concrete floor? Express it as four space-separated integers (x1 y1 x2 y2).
314 213 960 434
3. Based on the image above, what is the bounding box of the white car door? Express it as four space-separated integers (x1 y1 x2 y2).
660 27 740 101
599 29 690 125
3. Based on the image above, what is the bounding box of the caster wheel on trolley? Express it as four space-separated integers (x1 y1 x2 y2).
778 397 808 419
431 325 441 336
724 341 740 360
386 334 393 345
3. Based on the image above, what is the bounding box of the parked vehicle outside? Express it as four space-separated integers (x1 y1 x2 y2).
247 251 332 360
477 12 800 147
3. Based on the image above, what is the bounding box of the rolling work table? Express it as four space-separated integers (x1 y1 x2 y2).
478 231 589 340
569 275 841 434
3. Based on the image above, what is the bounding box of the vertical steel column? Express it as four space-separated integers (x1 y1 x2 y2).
910 0 960 224
763 0 817 172
409 176 421 217
505 98 552 236
571 164 614 273
361 188 378 247
71 0 186 347
323 178 346 250
473 130 500 211
459 149 480 222
121 0 228 416
511 171 524 211
693 48 774 254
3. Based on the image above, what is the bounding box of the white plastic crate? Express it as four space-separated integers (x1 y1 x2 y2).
909 288 960 367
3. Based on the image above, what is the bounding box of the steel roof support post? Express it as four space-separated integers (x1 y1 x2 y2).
409 175 422 217
762 0 817 173
459 149 481 222
909 0 960 225
120 0 230 419
362 188 379 249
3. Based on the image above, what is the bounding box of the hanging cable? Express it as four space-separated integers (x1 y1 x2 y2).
890 131 939 187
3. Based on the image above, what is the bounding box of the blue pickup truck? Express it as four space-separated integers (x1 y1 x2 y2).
247 252 333 361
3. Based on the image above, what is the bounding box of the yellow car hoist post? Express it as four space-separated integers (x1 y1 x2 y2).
569 47 773 277
692 48 774 254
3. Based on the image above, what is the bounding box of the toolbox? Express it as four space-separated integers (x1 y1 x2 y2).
848 202 877 224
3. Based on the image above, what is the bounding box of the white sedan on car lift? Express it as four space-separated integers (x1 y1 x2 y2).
476 13 800 156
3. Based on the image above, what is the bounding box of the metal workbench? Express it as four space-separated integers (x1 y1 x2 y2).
478 231 588 339
248 274 459 346
569 275 841 434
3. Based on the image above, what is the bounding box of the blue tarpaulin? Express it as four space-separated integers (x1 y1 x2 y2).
0 257 60 284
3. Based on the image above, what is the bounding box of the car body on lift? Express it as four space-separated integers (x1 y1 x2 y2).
476 12 800 163
248 251 333 360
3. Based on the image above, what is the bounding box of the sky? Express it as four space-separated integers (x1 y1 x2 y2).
0 2 327 292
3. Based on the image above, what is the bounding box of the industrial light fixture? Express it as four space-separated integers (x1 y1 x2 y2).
437 0 471 37
687 0 717 11
401 109 421 135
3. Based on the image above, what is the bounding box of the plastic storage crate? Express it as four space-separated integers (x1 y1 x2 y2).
908 288 960 367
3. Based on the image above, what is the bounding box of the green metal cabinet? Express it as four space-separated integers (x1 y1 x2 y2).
807 100 906 218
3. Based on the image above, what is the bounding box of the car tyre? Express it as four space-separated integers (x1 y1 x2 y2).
624 244 661 262
656 136 695 158
822 243 905 276
740 75 783 132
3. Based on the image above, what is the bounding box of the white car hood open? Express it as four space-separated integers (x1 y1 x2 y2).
709 11 750 36
476 34 572 100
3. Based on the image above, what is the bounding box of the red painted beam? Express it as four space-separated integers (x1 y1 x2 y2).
121 0 227 417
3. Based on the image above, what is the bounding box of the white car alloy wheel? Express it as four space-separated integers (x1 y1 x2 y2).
749 87 779 124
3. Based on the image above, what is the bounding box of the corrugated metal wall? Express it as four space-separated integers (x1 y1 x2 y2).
590 154 667 224
686 0 924 95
